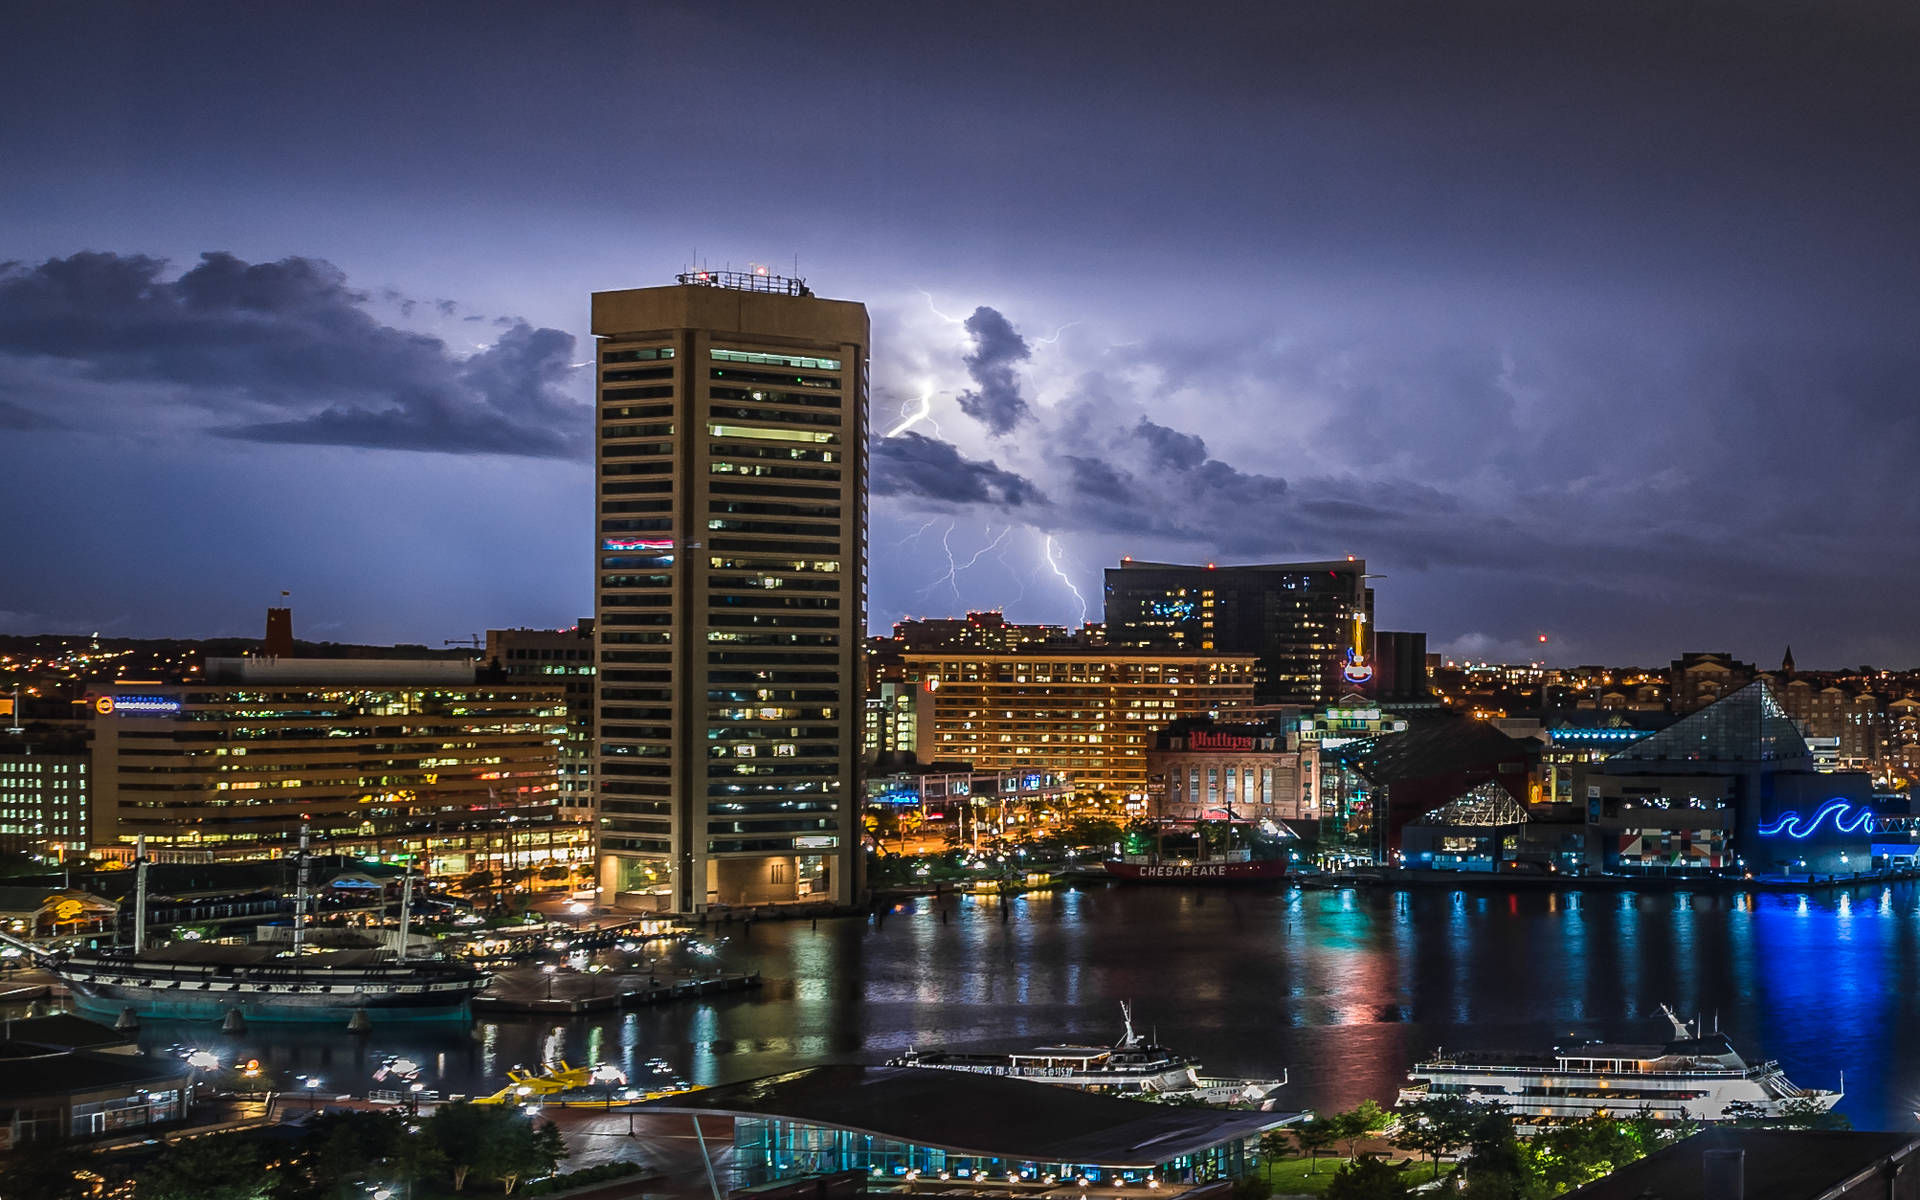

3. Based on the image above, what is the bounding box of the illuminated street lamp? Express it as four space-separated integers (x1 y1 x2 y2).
542 963 558 999
305 1076 323 1109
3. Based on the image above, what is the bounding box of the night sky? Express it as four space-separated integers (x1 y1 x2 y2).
5 1 1919 666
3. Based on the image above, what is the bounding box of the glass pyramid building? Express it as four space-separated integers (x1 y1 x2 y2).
1606 680 1812 768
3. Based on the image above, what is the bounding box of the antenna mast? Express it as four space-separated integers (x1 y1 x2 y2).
292 824 311 956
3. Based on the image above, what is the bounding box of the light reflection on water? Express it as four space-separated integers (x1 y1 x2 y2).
138 883 1920 1129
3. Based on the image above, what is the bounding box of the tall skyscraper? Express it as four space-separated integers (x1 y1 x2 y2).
592 271 868 913
1104 559 1373 706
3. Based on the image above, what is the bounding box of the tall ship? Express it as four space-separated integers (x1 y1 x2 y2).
888 1004 1287 1107
1105 790 1287 883
1398 1006 1841 1123
1103 848 1288 883
1 830 488 1024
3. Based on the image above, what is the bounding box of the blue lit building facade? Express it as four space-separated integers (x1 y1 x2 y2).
1584 682 1896 876
731 1116 1246 1189
634 1066 1293 1195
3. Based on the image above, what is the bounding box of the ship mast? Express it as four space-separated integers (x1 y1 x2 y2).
132 834 148 955
292 824 311 956
395 869 413 960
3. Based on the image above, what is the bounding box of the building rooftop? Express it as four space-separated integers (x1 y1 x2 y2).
1607 680 1812 768
200 656 479 685
1334 719 1537 783
1 1013 136 1052
1111 559 1364 574
631 1066 1294 1167
0 1043 188 1099
2 1013 134 1044
1563 1128 1920 1199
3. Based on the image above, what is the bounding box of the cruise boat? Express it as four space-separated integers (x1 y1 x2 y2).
1398 1006 1840 1124
888 1004 1287 1107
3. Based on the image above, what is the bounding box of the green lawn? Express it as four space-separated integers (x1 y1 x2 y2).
1262 1156 1456 1197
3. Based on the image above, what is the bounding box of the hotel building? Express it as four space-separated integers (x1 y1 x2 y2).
899 649 1257 800
591 272 867 912
85 659 583 877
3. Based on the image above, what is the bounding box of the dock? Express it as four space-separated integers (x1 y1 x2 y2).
470 966 762 1016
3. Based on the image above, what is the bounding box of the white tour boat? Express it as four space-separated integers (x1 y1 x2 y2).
888 1003 1287 1107
1399 1005 1840 1124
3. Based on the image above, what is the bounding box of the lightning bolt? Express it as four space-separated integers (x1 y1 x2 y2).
1043 535 1089 627
885 392 943 439
1031 322 1081 347
955 525 1012 573
921 520 962 602
917 289 965 325
896 517 942 547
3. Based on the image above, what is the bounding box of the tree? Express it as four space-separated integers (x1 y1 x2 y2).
1257 1130 1291 1180
1777 1097 1851 1130
1352 1098 1393 1133
427 1100 500 1191
1460 1106 1523 1183
479 1117 567 1194
1726 1097 1851 1131
1230 1173 1273 1200
284 1109 420 1198
1322 1154 1409 1200
140 1135 269 1200
1523 1117 1644 1195
1330 1099 1392 1160
427 1102 568 1194
1391 1096 1479 1180
0 1142 110 1200
1292 1117 1339 1174
1454 1170 1528 1200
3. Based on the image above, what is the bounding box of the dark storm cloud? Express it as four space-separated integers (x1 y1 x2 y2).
0 397 57 430
0 252 586 457
1131 418 1207 472
9 1 1920 657
871 431 1043 506
1059 455 1133 502
956 306 1032 435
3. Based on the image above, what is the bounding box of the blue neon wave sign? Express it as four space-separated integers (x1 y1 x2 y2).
1758 799 1874 839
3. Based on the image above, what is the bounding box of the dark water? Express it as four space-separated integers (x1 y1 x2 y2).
140 883 1920 1129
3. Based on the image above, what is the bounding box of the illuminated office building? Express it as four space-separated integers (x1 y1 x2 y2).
900 649 1256 801
1105 559 1373 706
486 622 596 825
592 272 867 913
0 731 88 857
86 659 579 875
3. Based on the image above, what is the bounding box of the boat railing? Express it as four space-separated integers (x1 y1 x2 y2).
1413 1060 1777 1081
69 957 474 982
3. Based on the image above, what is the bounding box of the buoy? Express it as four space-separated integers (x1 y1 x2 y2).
221 1007 246 1033
347 1008 372 1033
114 1006 140 1031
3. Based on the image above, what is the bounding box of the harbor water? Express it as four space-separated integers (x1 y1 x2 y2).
132 882 1920 1129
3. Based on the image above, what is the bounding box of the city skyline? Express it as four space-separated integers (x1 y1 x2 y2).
6 2 1920 665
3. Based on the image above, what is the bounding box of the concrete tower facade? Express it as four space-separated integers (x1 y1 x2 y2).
592 272 867 913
